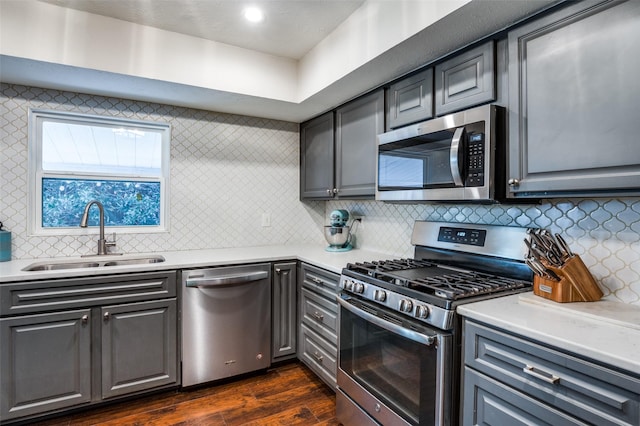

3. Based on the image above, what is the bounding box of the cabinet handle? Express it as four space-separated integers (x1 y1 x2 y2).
312 351 324 363
508 178 520 188
103 312 110 321
312 311 324 321
310 277 323 285
275 268 281 274
332 188 338 194
523 364 560 384
81 314 89 324
326 189 332 195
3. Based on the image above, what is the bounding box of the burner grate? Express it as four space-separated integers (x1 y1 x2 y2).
346 258 529 301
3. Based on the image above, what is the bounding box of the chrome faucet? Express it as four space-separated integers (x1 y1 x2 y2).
79 200 119 256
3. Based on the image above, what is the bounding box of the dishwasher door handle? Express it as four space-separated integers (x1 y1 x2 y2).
186 271 268 287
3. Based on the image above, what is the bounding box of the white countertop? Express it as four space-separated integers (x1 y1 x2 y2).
0 245 392 283
458 292 640 375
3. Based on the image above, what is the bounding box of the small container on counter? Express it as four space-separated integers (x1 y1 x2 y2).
0 221 11 262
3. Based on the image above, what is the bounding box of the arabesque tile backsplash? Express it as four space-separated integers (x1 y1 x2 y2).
2 83 639 305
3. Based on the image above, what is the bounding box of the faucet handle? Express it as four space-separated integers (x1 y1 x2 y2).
106 232 117 248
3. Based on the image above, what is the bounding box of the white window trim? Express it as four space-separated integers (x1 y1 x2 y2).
28 108 171 236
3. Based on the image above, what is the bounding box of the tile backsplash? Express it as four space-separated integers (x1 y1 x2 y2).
2 83 639 305
328 198 640 305
1 84 326 259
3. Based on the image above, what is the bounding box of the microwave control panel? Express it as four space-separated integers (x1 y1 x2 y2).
466 133 485 187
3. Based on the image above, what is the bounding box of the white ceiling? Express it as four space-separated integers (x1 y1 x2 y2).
39 0 366 59
2 0 561 122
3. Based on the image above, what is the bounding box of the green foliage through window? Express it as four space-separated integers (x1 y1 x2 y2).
42 178 161 227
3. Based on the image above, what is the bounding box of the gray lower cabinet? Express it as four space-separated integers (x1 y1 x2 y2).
272 261 297 362
387 68 434 129
101 299 177 399
0 309 92 421
435 40 495 116
297 263 340 389
462 319 640 426
0 271 178 423
507 0 640 198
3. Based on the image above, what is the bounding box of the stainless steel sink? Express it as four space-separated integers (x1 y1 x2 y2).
102 256 166 266
22 255 166 271
23 261 101 271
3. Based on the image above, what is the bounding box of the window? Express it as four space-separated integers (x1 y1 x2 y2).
29 110 170 235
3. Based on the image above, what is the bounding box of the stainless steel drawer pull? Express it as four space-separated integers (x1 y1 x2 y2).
312 311 324 321
312 352 324 363
310 277 323 285
81 314 89 323
523 364 560 384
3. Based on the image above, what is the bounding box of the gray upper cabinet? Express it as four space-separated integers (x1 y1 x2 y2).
0 310 92 421
335 90 385 198
300 90 383 200
507 0 640 198
300 112 335 199
435 41 495 116
387 68 433 129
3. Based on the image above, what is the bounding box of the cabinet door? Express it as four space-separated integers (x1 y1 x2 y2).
435 41 495 116
335 90 384 198
272 262 297 362
387 68 434 129
0 310 91 422
300 112 335 200
507 0 640 198
101 299 177 399
463 368 587 426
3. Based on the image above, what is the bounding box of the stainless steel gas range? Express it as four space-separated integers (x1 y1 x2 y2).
336 221 533 426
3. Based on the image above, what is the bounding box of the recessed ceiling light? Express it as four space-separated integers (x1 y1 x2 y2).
243 6 264 23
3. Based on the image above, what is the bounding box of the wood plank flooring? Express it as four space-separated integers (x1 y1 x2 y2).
29 362 339 426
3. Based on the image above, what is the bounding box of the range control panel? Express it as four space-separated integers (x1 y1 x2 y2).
438 226 487 247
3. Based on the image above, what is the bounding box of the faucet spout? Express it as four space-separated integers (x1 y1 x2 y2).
80 200 113 256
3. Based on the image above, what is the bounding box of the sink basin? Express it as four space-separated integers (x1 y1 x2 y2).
22 255 166 271
23 261 101 271
102 256 166 266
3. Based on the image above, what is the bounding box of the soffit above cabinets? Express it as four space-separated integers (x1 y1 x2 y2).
0 0 561 122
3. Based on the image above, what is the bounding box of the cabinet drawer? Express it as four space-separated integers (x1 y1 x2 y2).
301 287 337 343
465 320 640 426
300 323 337 389
300 263 339 299
1 272 177 316
463 367 586 426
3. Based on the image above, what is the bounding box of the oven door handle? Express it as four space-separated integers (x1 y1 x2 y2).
338 297 437 346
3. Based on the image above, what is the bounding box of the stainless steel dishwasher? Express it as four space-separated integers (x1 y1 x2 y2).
181 263 271 387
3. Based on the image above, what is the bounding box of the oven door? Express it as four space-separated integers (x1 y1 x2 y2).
337 294 452 426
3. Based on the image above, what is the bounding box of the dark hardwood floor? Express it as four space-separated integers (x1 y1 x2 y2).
29 362 339 426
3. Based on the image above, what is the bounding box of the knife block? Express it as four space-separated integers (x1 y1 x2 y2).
533 255 603 303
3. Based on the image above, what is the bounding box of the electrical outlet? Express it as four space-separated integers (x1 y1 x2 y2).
261 212 271 227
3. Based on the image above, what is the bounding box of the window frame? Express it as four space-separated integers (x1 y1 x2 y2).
28 109 171 236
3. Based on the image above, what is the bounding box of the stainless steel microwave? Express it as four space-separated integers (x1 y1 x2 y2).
376 104 504 202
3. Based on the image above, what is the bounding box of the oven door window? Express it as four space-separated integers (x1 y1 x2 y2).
339 304 441 425
378 130 458 190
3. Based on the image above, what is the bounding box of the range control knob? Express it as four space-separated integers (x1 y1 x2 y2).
343 280 353 291
373 289 387 302
415 305 430 319
399 299 413 313
353 282 365 294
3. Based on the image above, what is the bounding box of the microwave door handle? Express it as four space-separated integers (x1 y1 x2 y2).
450 127 465 186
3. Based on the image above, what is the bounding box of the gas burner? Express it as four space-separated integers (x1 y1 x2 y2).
345 258 529 301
